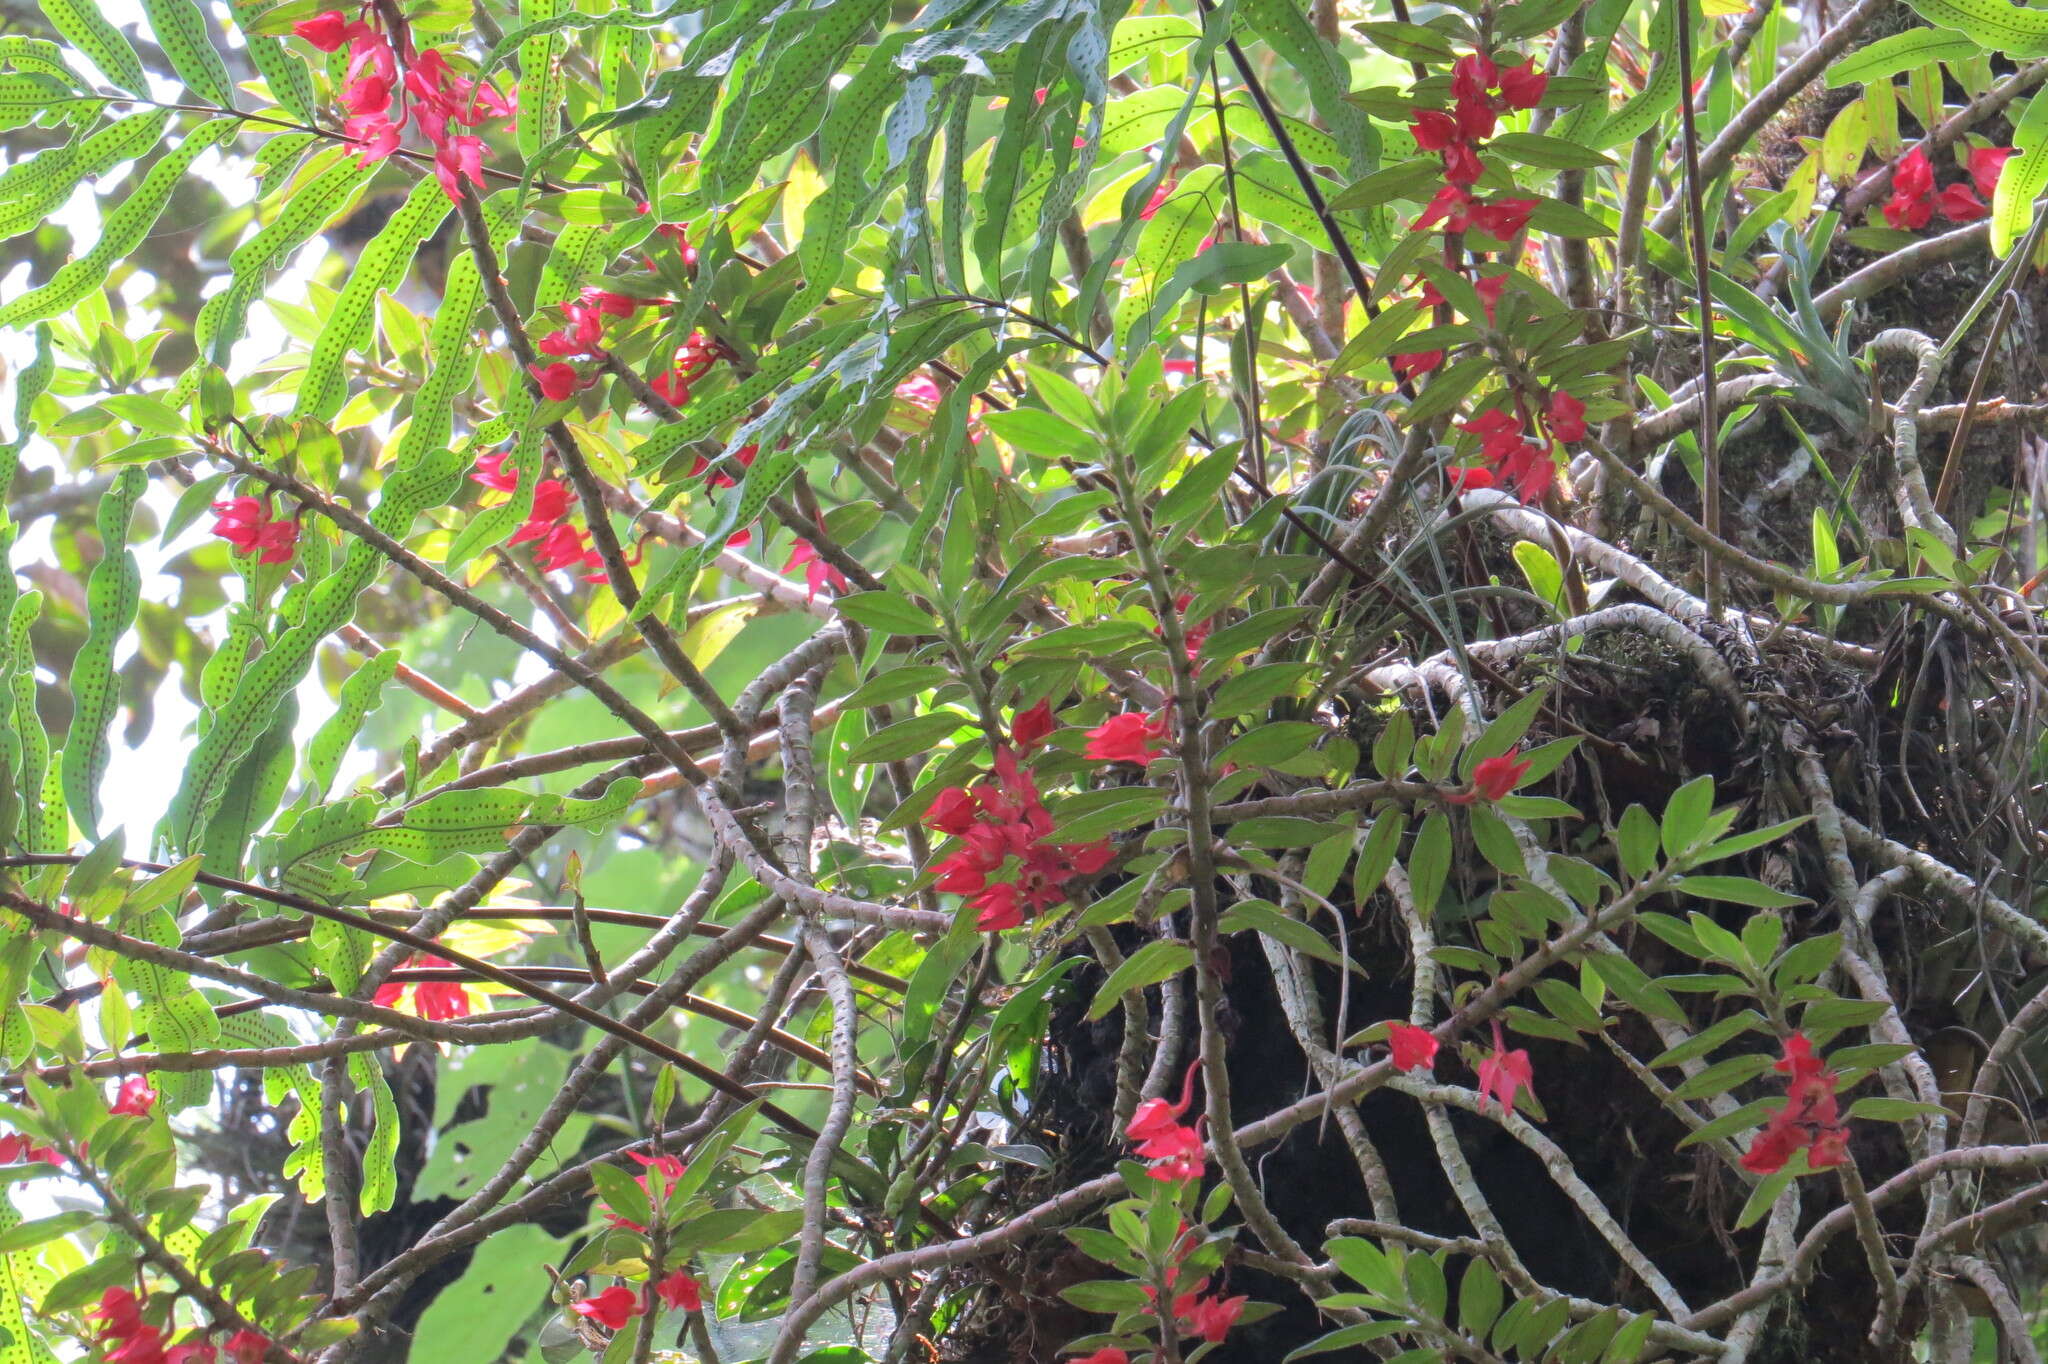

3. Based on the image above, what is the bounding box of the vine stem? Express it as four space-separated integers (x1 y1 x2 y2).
0 873 819 1134
1671 0 1720 613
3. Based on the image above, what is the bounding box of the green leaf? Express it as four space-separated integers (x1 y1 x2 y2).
1284 1321 1405 1360
1489 132 1615 169
1675 1097 1778 1149
0 1191 57 1363
1458 1256 1504 1335
1845 1097 1953 1121
1904 0 2048 56
141 0 238 104
1086 939 1195 1020
1219 899 1346 969
831 591 938 636
41 0 145 90
1670 1052 1774 1101
60 467 143 839
1675 876 1809 909
1735 1162 1798 1228
1993 79 2048 256
1210 662 1317 717
1407 811 1450 917
1659 775 1715 857
1826 28 1981 86
0 119 239 330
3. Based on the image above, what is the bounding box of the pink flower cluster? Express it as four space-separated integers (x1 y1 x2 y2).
1741 1033 1848 1174
1392 52 1544 387
1449 394 1583 504
649 330 726 407
84 1287 270 1364
209 497 298 564
570 1271 704 1330
471 453 641 583
924 708 1114 932
1095 1188 1249 1350
1883 144 2014 230
1126 1065 1204 1183
784 538 850 602
1475 1018 1535 1114
293 9 514 204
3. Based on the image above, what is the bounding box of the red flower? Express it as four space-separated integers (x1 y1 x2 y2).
529 361 588 402
1185 1293 1248 1344
924 786 978 836
222 1331 270 1364
1894 144 1934 197
1410 109 1460 150
0 1132 59 1164
1084 710 1168 765
1547 390 1587 443
107 1328 169 1364
1453 92 1497 142
1937 183 1988 222
508 480 574 545
1742 1033 1848 1173
531 523 601 576
784 539 851 603
431 133 485 205
1448 465 1498 492
110 1075 158 1117
930 749 1110 931
1441 139 1484 188
1476 268 1508 308
210 497 299 564
970 881 1025 931
1970 145 2016 200
1134 1120 1204 1181
372 956 471 1021
1476 1019 1534 1115
340 73 390 117
471 452 520 492
89 1287 145 1338
583 287 652 318
1497 59 1548 109
653 1270 703 1312
293 10 355 50
1127 1063 1205 1180
1413 185 1473 233
1884 146 1936 229
1469 196 1536 240
1011 700 1055 751
1448 747 1533 804
1386 1021 1439 1072
1391 350 1443 382
1127 1063 1197 1144
688 442 758 490
1138 181 1175 220
571 1285 642 1330
1450 53 1498 104
649 371 692 406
